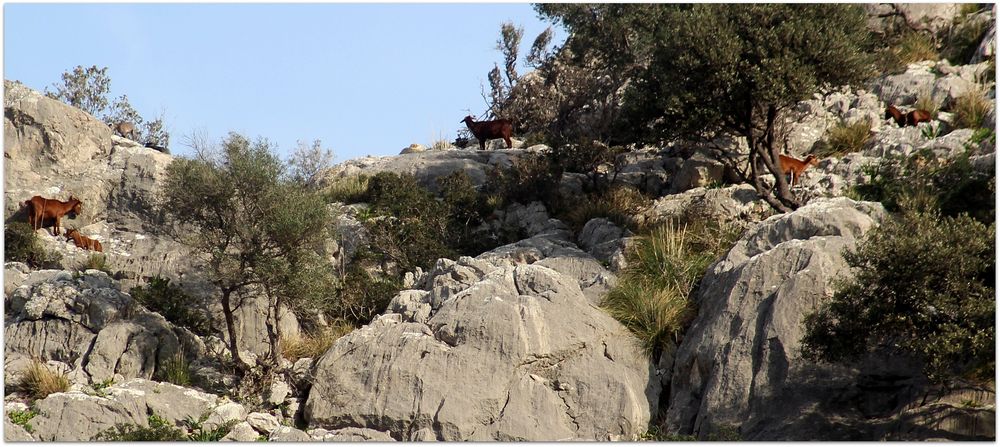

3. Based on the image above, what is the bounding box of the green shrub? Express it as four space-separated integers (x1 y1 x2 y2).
8 409 37 433
323 174 370 204
942 17 989 65
484 151 564 211
603 220 741 358
156 352 192 386
970 127 995 145
548 140 627 193
184 413 236 441
851 149 994 224
802 210 994 382
815 119 872 157
335 261 402 326
561 185 649 233
16 360 70 400
894 31 939 65
94 414 186 441
82 253 110 274
130 277 211 336
5 222 60 268
951 83 993 129
362 173 454 273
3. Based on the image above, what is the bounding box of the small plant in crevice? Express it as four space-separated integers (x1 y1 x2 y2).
184 413 237 441
5 222 61 268
950 83 993 130
156 352 192 387
82 253 111 274
130 277 211 336
8 409 37 433
602 220 741 358
93 414 186 441
814 119 872 157
15 360 70 400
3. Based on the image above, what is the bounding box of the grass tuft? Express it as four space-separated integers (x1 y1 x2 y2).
323 174 371 204
951 83 993 129
280 322 354 362
16 360 70 400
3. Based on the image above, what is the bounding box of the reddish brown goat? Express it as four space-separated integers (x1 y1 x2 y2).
24 195 82 236
64 228 103 252
885 105 933 127
778 154 819 187
461 115 513 150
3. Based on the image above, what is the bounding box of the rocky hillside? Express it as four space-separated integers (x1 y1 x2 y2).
3 6 995 441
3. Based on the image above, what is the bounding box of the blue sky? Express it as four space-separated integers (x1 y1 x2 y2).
4 3 565 162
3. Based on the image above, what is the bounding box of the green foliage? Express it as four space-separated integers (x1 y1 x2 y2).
160 132 336 366
814 119 872 157
82 253 110 274
970 127 995 145
5 222 60 268
184 413 236 441
89 378 114 398
802 210 995 382
130 277 211 336
288 139 335 189
45 65 111 116
548 140 627 193
622 4 873 211
484 151 564 211
893 31 940 66
94 414 185 441
16 360 70 400
950 83 993 130
942 16 990 65
603 220 741 358
8 409 37 433
561 185 649 233
324 174 371 204
851 149 994 224
362 172 454 272
334 260 402 326
156 352 192 387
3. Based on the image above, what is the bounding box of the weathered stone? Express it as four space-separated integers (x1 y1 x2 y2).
309 426 396 441
305 236 655 441
220 421 260 442
246 411 281 434
269 426 312 442
30 392 145 441
203 402 247 432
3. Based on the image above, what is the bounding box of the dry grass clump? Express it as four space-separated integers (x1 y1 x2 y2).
562 185 650 233
816 119 872 157
323 174 371 204
602 220 741 358
16 360 70 399
279 322 355 362
951 83 993 129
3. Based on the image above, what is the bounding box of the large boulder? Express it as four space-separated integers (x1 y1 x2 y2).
662 198 887 438
304 235 657 441
4 269 204 384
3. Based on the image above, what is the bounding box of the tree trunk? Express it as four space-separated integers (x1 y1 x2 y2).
266 295 282 366
221 288 246 370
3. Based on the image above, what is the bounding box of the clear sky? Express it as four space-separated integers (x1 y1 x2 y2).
4 3 565 162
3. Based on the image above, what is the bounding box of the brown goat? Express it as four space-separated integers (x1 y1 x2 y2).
461 115 513 150
64 228 103 252
112 121 136 140
778 154 819 187
885 105 933 127
24 195 82 236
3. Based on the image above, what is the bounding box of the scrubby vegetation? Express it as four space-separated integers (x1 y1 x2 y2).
323 174 371 204
82 253 110 274
160 132 336 368
802 209 994 382
279 322 353 362
561 185 649 233
94 414 186 441
130 277 211 336
46 65 170 148
5 222 60 268
814 119 873 157
851 148 994 224
950 83 993 130
16 361 70 400
8 408 38 433
603 220 741 358
156 352 193 387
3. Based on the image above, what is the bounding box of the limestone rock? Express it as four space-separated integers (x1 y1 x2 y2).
269 426 312 441
662 198 889 439
309 426 396 441
220 421 260 442
246 411 281 434
304 236 655 441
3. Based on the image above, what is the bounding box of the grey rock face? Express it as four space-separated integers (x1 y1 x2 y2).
640 184 771 227
4 270 204 384
30 391 146 441
269 426 312 441
309 426 396 441
305 235 656 441
662 198 888 439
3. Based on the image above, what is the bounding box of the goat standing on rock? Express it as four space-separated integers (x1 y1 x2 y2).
24 195 82 236
111 121 137 140
461 115 513 150
778 154 819 187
